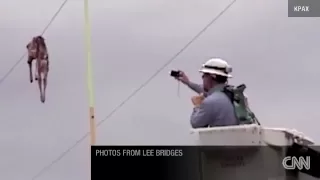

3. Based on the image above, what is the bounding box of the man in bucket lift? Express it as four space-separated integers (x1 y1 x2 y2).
173 58 257 128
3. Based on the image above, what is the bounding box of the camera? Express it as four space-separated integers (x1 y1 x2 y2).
170 70 180 77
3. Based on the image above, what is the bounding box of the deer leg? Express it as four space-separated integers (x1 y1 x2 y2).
38 76 43 103
35 60 39 81
43 75 47 92
43 72 48 103
41 77 46 103
28 57 33 83
42 60 49 103
37 62 44 103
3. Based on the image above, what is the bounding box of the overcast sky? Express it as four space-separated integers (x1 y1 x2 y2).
1 0 320 179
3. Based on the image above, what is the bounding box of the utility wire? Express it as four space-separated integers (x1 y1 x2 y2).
0 0 69 85
31 0 237 179
99 0 235 125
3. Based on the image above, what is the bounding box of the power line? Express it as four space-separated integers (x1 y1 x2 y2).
97 0 237 127
0 0 69 86
30 1 237 179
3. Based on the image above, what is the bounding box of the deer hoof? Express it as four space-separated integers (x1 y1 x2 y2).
35 77 38 81
30 79 33 83
41 96 45 103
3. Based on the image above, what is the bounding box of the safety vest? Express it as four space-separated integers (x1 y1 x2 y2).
216 84 260 125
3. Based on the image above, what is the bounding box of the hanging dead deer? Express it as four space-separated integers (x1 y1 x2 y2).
26 36 49 103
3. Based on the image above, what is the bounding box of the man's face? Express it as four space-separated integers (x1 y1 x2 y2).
202 73 213 91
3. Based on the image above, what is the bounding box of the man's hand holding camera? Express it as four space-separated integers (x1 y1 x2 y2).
171 70 189 85
170 70 204 107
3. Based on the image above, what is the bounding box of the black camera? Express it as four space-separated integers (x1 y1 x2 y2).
170 70 180 77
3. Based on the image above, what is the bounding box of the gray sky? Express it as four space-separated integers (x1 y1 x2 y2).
1 0 320 179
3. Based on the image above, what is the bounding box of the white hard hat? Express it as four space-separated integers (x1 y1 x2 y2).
199 58 232 78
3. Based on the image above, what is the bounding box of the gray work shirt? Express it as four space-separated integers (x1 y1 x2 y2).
188 82 239 128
